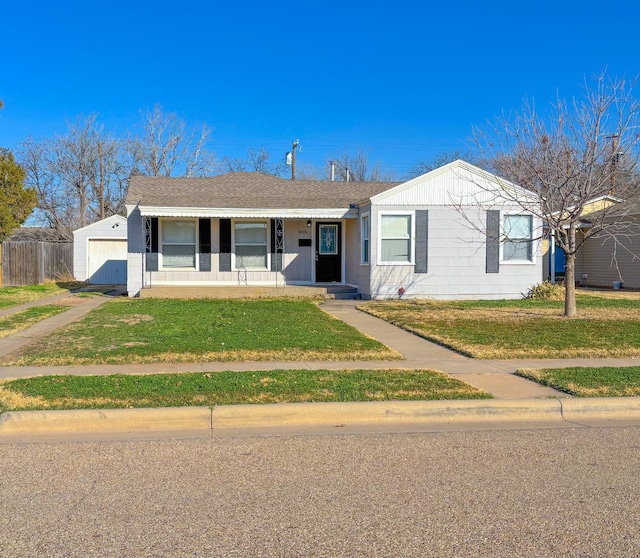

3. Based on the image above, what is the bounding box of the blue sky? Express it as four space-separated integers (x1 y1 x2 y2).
2 0 639 178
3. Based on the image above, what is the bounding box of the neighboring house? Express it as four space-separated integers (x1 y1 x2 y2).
575 203 640 289
125 160 542 299
542 198 640 289
73 215 128 285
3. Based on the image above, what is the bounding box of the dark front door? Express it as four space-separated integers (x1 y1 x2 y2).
315 222 342 283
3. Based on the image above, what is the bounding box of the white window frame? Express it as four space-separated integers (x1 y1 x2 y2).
378 212 414 266
501 213 535 264
159 218 198 270
232 219 270 271
360 212 370 265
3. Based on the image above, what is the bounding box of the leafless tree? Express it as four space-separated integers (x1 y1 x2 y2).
474 72 640 317
327 147 395 181
407 149 481 178
219 146 287 176
127 104 215 177
18 115 131 230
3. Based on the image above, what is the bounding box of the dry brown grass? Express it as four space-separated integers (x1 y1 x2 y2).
361 297 640 359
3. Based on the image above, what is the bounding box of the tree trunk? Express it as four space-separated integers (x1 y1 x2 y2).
564 253 577 317
564 224 578 317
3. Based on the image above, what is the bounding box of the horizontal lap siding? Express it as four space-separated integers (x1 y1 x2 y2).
369 206 541 300
580 231 640 288
146 219 312 286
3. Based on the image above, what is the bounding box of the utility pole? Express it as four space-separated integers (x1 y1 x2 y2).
291 139 299 181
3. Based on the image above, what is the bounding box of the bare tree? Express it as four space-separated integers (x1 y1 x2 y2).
407 149 480 178
219 146 287 176
327 147 394 181
19 115 131 230
127 104 215 177
475 72 640 317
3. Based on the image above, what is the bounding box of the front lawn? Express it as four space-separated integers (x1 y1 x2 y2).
0 282 81 310
361 292 640 359
0 369 491 412
517 367 640 397
0 305 71 338
3 298 400 365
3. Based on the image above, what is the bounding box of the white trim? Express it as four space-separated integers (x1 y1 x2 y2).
500 213 535 264
134 206 359 219
360 212 370 265
369 159 535 206
377 211 415 266
231 219 270 271
159 218 199 271
73 214 127 236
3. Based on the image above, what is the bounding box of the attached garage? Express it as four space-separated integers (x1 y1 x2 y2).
73 215 128 284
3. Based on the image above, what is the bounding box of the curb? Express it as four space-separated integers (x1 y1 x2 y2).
211 399 564 429
1 398 640 438
0 407 211 435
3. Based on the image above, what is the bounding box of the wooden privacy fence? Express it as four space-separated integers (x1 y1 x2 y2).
1 241 73 286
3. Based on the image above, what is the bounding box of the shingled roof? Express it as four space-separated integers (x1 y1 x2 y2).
126 173 399 211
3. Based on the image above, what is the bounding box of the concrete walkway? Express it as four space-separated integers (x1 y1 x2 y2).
1 295 637 400
2 294 640 439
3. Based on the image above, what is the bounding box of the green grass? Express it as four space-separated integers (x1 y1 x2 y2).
361 292 640 359
0 305 71 338
0 282 81 310
4 298 400 365
517 366 640 397
0 369 491 411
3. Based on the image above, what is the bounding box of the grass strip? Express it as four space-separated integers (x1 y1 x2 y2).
5 298 400 365
0 282 80 310
516 366 640 397
0 305 71 338
361 293 640 359
0 369 491 411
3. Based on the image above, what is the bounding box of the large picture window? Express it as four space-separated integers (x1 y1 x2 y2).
380 214 411 263
503 215 533 261
161 219 196 268
235 222 268 269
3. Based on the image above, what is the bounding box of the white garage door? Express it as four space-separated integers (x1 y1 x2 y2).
88 239 127 284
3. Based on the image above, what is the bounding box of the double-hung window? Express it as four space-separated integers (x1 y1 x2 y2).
161 219 196 268
361 213 370 264
380 214 412 263
502 215 533 261
235 222 268 269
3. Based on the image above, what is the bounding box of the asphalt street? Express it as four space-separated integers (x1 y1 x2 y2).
2 427 639 557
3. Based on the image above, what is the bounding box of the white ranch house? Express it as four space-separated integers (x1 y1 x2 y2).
125 160 542 299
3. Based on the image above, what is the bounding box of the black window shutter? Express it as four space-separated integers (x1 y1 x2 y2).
146 217 159 272
199 218 211 272
270 219 283 272
486 210 500 274
219 219 232 272
415 210 428 274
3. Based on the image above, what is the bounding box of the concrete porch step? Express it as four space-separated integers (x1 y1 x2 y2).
138 285 361 299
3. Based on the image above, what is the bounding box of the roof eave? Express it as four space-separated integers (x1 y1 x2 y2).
134 206 358 219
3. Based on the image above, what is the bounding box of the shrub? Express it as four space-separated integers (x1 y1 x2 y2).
524 281 565 301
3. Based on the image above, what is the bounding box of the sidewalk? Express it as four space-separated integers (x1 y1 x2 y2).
1 295 640 439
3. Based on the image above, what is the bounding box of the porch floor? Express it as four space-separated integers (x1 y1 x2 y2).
138 285 360 299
